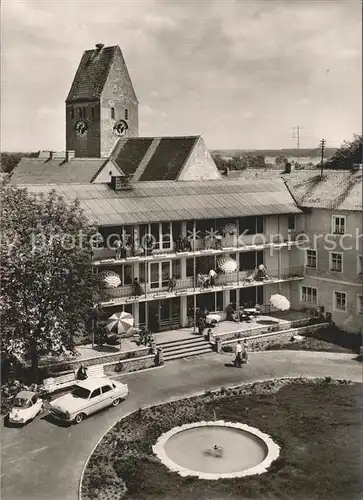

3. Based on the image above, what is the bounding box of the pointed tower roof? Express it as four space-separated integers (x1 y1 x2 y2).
65 44 138 103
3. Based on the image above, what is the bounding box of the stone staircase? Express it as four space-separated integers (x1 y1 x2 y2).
156 336 214 361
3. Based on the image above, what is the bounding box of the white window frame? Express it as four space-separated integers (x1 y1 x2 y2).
357 255 362 275
333 290 347 313
300 285 318 305
329 252 343 273
331 215 346 235
305 249 317 268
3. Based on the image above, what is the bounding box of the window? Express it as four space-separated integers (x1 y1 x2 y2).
172 259 181 279
78 108 83 118
288 214 296 231
71 107 74 119
357 295 363 314
358 255 362 275
186 258 194 277
90 388 101 398
91 107 95 118
125 109 128 120
83 107 86 118
334 291 347 312
332 215 345 235
216 291 223 311
101 385 112 394
306 250 317 268
31 394 38 404
111 107 115 120
330 252 343 272
301 286 317 304
161 222 171 249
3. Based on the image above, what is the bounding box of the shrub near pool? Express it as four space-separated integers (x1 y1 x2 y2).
81 379 361 500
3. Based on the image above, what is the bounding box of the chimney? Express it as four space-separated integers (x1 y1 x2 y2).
66 150 75 162
49 151 54 160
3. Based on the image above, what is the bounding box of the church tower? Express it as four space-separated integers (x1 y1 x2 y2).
65 44 138 158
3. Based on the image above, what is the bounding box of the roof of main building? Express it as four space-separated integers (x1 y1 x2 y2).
20 178 301 226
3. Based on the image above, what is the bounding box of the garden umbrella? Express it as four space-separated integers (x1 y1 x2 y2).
107 312 135 350
102 271 121 289
217 256 237 273
270 294 290 311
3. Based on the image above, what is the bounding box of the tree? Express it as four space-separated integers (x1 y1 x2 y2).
0 183 102 381
228 155 247 170
324 134 362 170
0 152 39 173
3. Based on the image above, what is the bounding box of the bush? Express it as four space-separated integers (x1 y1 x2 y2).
114 363 124 373
222 345 234 353
107 334 119 346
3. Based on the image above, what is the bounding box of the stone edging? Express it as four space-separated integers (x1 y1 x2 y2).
78 374 347 499
152 420 280 480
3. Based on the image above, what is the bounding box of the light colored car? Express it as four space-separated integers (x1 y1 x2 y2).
8 391 44 425
49 377 128 424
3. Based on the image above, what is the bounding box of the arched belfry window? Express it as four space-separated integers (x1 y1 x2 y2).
111 107 115 120
125 109 128 120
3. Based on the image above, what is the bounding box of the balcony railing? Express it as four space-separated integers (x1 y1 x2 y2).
100 266 304 303
92 233 297 264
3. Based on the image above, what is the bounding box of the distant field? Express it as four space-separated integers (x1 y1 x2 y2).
211 148 337 158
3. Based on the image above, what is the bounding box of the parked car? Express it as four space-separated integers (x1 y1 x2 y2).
49 377 128 424
8 391 44 425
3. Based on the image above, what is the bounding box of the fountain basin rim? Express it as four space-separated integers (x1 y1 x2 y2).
152 420 280 480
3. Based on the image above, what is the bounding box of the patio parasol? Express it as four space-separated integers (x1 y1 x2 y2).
217 256 237 273
107 311 135 350
270 294 290 311
102 271 121 289
106 311 134 335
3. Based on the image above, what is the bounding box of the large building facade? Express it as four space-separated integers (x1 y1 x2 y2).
11 44 363 335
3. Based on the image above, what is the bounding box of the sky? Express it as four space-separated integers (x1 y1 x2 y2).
1 0 362 152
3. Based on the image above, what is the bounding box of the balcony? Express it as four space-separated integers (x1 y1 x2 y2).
99 266 304 306
92 233 299 266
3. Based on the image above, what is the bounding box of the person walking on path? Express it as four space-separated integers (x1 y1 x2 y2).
242 340 249 364
234 341 243 368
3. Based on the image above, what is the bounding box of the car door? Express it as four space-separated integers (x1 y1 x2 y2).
88 387 104 414
30 394 40 419
101 384 114 407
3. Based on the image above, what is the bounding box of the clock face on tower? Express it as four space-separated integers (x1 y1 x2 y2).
75 120 88 137
113 119 128 137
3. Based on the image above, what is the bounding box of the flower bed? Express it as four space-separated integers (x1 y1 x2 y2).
81 377 361 500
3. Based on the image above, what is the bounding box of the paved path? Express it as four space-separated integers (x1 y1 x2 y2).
1 350 361 500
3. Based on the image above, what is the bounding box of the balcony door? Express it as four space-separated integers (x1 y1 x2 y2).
149 261 171 289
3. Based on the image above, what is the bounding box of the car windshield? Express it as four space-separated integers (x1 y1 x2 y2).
13 397 31 408
72 386 91 399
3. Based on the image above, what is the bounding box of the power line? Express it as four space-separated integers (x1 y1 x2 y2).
292 126 308 167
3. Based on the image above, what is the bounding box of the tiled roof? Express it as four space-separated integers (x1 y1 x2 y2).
111 138 154 177
66 46 116 102
139 137 198 181
283 170 362 211
21 178 301 226
226 168 363 211
10 157 106 185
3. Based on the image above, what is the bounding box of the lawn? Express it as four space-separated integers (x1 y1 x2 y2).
82 378 361 500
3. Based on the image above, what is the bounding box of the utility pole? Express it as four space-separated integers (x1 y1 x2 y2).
320 138 326 178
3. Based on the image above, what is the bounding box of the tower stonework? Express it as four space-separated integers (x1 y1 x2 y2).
66 44 138 158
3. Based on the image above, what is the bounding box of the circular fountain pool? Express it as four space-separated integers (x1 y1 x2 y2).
152 421 280 480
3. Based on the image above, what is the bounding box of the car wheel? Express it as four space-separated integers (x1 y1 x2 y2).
74 413 85 424
112 398 120 407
